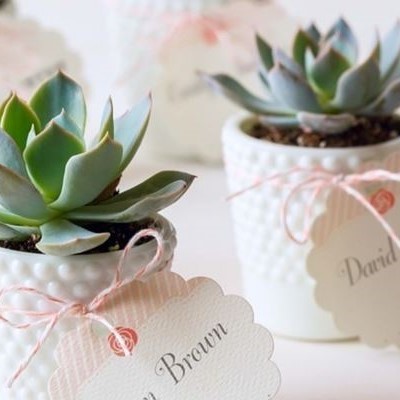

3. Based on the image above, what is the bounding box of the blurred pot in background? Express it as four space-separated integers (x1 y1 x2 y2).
105 0 296 163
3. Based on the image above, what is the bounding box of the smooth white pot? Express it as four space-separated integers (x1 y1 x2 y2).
0 215 176 400
223 114 400 341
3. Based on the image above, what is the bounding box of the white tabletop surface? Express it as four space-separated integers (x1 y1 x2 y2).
11 1 400 398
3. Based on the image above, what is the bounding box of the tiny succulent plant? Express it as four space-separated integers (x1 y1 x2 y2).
0 72 194 256
203 18 400 134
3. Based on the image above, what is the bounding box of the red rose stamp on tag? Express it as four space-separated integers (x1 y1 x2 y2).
108 327 138 357
370 189 395 215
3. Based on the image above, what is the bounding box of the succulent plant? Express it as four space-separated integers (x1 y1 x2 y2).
202 18 400 134
0 72 194 256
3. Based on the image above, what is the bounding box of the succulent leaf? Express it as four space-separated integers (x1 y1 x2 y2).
114 95 151 171
50 135 123 211
380 21 400 82
26 126 36 147
0 223 25 240
305 23 321 43
98 97 114 140
293 29 319 69
24 122 85 201
324 18 350 43
0 92 12 121
206 19 400 135
258 71 273 97
310 45 351 98
37 219 109 256
0 128 28 178
325 20 358 64
370 37 381 65
0 205 39 226
361 79 400 115
83 182 188 222
0 223 37 240
298 112 357 134
0 164 50 220
8 224 39 236
202 72 292 114
100 171 195 205
268 64 322 112
0 73 193 255
383 52 400 86
273 48 304 77
256 34 274 73
53 110 83 139
331 52 381 110
30 71 86 132
259 115 298 127
67 171 195 223
1 94 41 151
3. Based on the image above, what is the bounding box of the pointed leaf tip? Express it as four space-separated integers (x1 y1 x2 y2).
114 95 152 171
30 71 86 132
98 97 114 141
256 34 274 73
67 171 196 223
1 94 41 151
293 29 319 69
202 73 291 115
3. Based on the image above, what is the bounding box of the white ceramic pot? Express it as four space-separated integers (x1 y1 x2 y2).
105 0 239 165
223 113 400 341
105 0 295 164
0 215 176 400
105 0 235 103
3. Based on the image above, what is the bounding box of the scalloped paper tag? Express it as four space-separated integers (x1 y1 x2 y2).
48 271 280 399
308 151 400 347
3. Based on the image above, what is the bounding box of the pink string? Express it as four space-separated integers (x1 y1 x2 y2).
228 167 400 247
0 228 165 389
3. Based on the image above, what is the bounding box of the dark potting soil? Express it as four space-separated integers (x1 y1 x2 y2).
0 218 155 255
250 116 400 148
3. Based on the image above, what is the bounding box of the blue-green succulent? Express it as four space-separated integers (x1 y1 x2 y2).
203 18 400 134
0 72 194 255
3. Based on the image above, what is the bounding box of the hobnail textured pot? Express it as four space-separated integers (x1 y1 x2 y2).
0 215 176 400
223 113 400 340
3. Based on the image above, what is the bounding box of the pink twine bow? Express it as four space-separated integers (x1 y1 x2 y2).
228 167 400 247
0 228 165 389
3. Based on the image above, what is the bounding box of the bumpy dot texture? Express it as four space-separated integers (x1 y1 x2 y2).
222 117 398 285
0 217 176 399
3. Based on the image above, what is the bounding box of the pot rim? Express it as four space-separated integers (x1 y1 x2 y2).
223 112 400 157
0 214 175 262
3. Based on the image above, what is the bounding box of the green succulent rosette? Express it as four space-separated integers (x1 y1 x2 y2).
203 18 400 134
0 72 194 256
